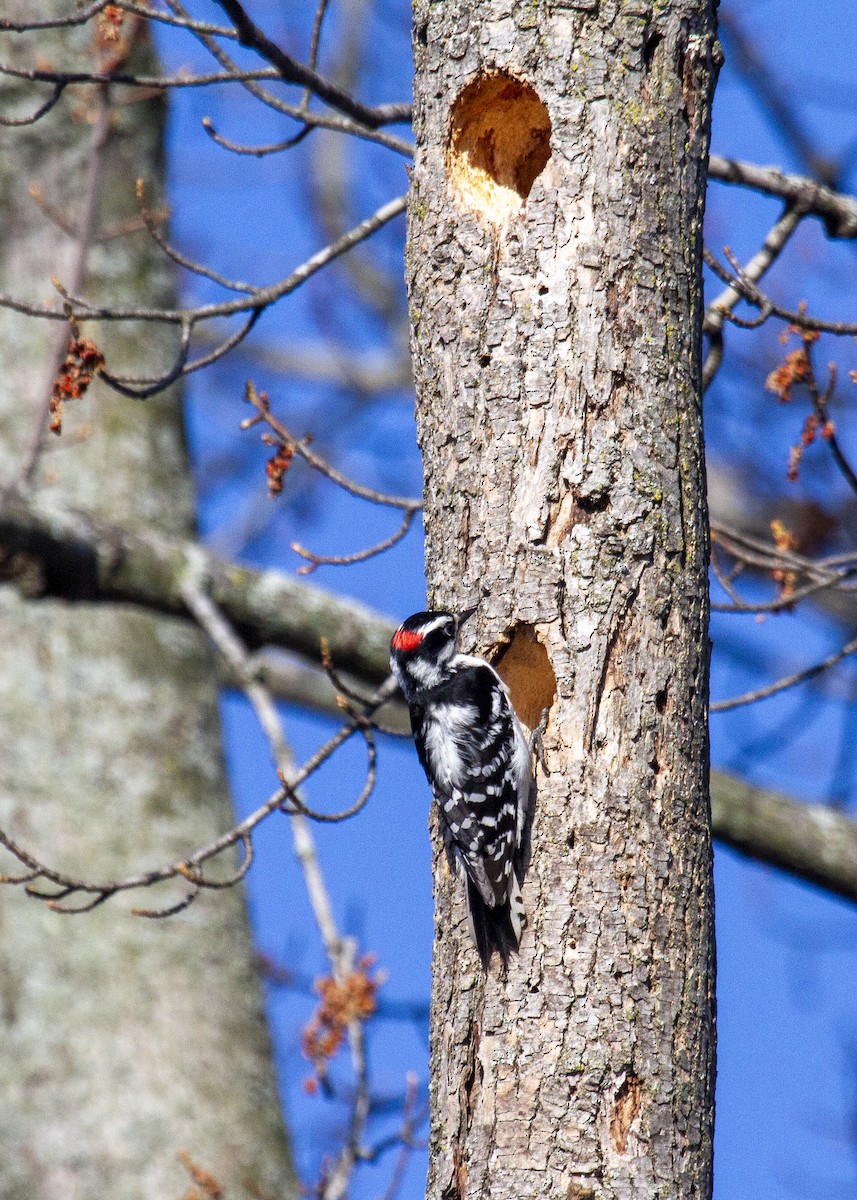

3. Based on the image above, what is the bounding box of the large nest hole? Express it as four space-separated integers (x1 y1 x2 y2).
493 625 556 731
446 73 552 225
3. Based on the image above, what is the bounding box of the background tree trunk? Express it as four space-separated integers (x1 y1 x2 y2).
407 3 719 1198
0 15 294 1199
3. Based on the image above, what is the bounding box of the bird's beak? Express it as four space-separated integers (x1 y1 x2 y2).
457 606 477 630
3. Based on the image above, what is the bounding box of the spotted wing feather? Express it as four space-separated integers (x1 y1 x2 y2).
409 663 530 965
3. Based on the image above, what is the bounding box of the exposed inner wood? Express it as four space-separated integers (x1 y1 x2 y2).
446 73 552 225
493 625 556 731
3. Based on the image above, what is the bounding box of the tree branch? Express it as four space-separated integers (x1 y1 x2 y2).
210 0 410 129
708 155 857 239
0 490 394 682
710 772 857 903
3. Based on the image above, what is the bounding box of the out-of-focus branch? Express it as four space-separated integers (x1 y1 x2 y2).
198 336 412 393
0 490 394 682
718 10 841 188
181 579 369 958
16 83 112 483
707 155 857 239
711 772 857 903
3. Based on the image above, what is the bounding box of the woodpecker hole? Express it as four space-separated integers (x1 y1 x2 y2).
446 73 552 226
493 625 556 731
610 1071 642 1155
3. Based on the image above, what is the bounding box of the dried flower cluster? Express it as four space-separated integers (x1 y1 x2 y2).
303 957 381 1089
765 325 836 482
265 439 295 495
96 5 125 47
50 334 105 435
786 412 834 483
176 1150 223 1200
765 346 811 404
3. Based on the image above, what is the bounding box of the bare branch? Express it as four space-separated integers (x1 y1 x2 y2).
702 203 804 391
711 772 857 904
0 659 397 916
293 508 418 575
0 59 284 90
0 192 408 327
703 247 857 336
210 0 410 129
0 1 113 31
245 382 422 510
708 156 857 239
711 633 857 713
0 80 66 126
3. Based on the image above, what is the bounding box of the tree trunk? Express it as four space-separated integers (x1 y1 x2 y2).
407 4 719 1199
0 15 294 1200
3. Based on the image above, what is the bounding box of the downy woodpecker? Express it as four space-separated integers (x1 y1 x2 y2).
390 610 534 967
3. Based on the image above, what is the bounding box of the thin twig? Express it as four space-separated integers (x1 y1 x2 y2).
802 344 857 499
0 1 113 32
15 84 112 485
245 383 421 511
180 576 375 1200
703 203 805 391
711 634 857 713
293 509 418 574
0 193 407 326
703 248 857 336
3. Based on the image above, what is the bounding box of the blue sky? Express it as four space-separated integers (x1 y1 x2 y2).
156 2 857 1195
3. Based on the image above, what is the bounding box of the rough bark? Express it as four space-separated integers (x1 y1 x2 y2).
407 3 719 1199
0 14 294 1200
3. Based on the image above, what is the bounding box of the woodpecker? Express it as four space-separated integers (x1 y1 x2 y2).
390 610 534 967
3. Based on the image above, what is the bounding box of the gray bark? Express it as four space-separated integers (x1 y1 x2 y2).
0 14 294 1200
407 3 719 1199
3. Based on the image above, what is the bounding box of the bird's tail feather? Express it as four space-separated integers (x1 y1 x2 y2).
465 876 524 969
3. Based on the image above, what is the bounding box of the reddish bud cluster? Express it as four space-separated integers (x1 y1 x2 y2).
96 5 124 47
786 412 835 483
765 348 810 403
265 442 294 495
302 956 381 1088
50 335 104 434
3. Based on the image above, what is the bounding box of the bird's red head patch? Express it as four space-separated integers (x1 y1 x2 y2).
392 628 424 653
